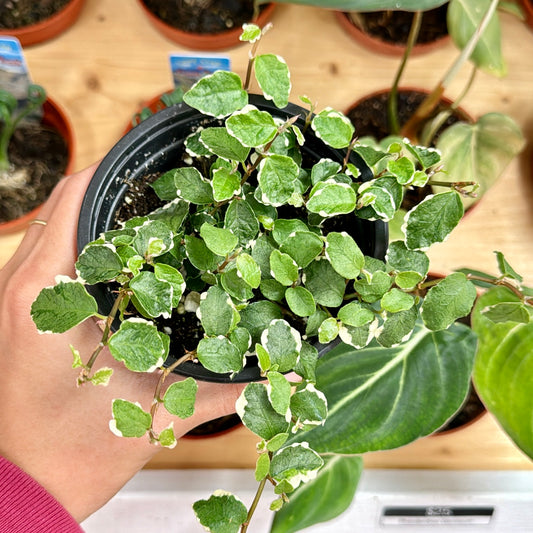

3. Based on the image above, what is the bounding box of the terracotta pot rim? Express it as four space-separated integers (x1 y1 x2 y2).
335 10 450 57
0 96 76 235
0 0 86 47
521 0 533 30
137 0 276 51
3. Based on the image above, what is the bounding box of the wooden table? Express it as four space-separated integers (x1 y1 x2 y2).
1 0 532 471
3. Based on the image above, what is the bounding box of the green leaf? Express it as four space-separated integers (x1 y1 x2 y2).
200 222 238 257
270 249 299 286
387 156 415 185
494 250 523 282
76 244 123 284
325 231 364 279
197 336 243 374
89 367 114 387
272 219 309 246
110 399 151 438
261 319 301 373
303 258 346 307
294 342 319 382
154 263 186 307
130 271 173 318
270 443 324 489
31 280 98 333
173 167 214 204
158 425 177 449
436 114 524 206
353 270 392 303
293 321 477 453
240 23 261 42
255 453 271 481
376 306 419 348
448 0 506 77
200 127 250 163
193 491 248 533
183 70 247 118
318 317 339 344
307 180 357 217
236 382 290 439
270 455 362 533
239 300 283 344
267 433 290 452
404 191 464 250
381 288 415 313
311 108 354 149
472 286 533 459
108 318 167 372
212 167 241 202
290 383 328 430
254 54 291 109
386 240 429 277
224 199 260 247
163 378 198 418
132 220 174 257
184 235 222 271
258 154 299 206
337 301 374 327
285 286 316 317
200 286 237 336
226 105 278 147
280 231 323 268
236 253 261 288
482 302 530 324
421 273 477 331
220 266 254 302
268 371 292 416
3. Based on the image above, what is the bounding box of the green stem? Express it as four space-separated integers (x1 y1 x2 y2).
388 10 422 135
401 0 499 140
241 476 268 533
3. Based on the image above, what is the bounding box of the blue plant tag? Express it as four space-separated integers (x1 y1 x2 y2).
169 54 231 92
0 36 31 100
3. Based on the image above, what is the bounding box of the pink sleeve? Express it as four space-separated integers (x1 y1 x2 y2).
0 456 83 532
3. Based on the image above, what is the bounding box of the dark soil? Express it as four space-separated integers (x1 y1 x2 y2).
0 122 69 223
0 0 71 29
348 4 448 45
141 0 261 34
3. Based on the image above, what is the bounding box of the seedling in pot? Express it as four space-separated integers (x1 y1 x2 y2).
30 23 533 533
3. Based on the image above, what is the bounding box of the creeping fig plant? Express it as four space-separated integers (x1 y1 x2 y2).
31 23 533 533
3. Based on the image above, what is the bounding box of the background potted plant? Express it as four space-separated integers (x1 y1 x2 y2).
29 21 533 533
0 84 75 234
0 0 86 47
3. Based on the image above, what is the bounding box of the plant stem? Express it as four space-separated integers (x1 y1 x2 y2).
241 476 268 533
401 0 499 140
388 10 422 135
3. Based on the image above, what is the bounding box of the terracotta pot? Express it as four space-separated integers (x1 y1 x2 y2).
137 0 276 51
335 9 450 57
521 0 533 31
1 0 85 47
0 96 76 235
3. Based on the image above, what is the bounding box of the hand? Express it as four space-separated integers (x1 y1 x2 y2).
0 164 245 522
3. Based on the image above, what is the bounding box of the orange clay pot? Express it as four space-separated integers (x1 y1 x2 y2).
335 10 450 57
0 96 75 235
521 0 533 31
137 1 276 51
1 0 85 47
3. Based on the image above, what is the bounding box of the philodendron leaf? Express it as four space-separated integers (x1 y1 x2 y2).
236 382 290 439
200 127 250 163
258 154 299 206
436 113 525 207
31 279 98 333
226 104 278 147
108 318 168 372
183 70 248 118
269 443 324 490
292 320 477 454
193 491 248 533
447 0 506 77
254 54 291 109
472 286 533 459
197 336 243 374
404 191 463 251
270 455 362 533
421 273 477 331
163 377 198 419
110 399 151 438
311 108 354 149
76 244 123 284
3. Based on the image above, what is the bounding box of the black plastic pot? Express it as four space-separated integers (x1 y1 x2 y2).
77 95 388 383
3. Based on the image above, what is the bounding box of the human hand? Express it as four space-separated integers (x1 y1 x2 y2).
0 164 245 522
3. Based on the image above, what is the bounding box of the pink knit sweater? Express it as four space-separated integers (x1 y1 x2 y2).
0 456 82 532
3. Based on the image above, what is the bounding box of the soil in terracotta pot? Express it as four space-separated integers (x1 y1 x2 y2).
0 0 71 29
0 122 69 223
348 5 448 46
141 0 262 34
